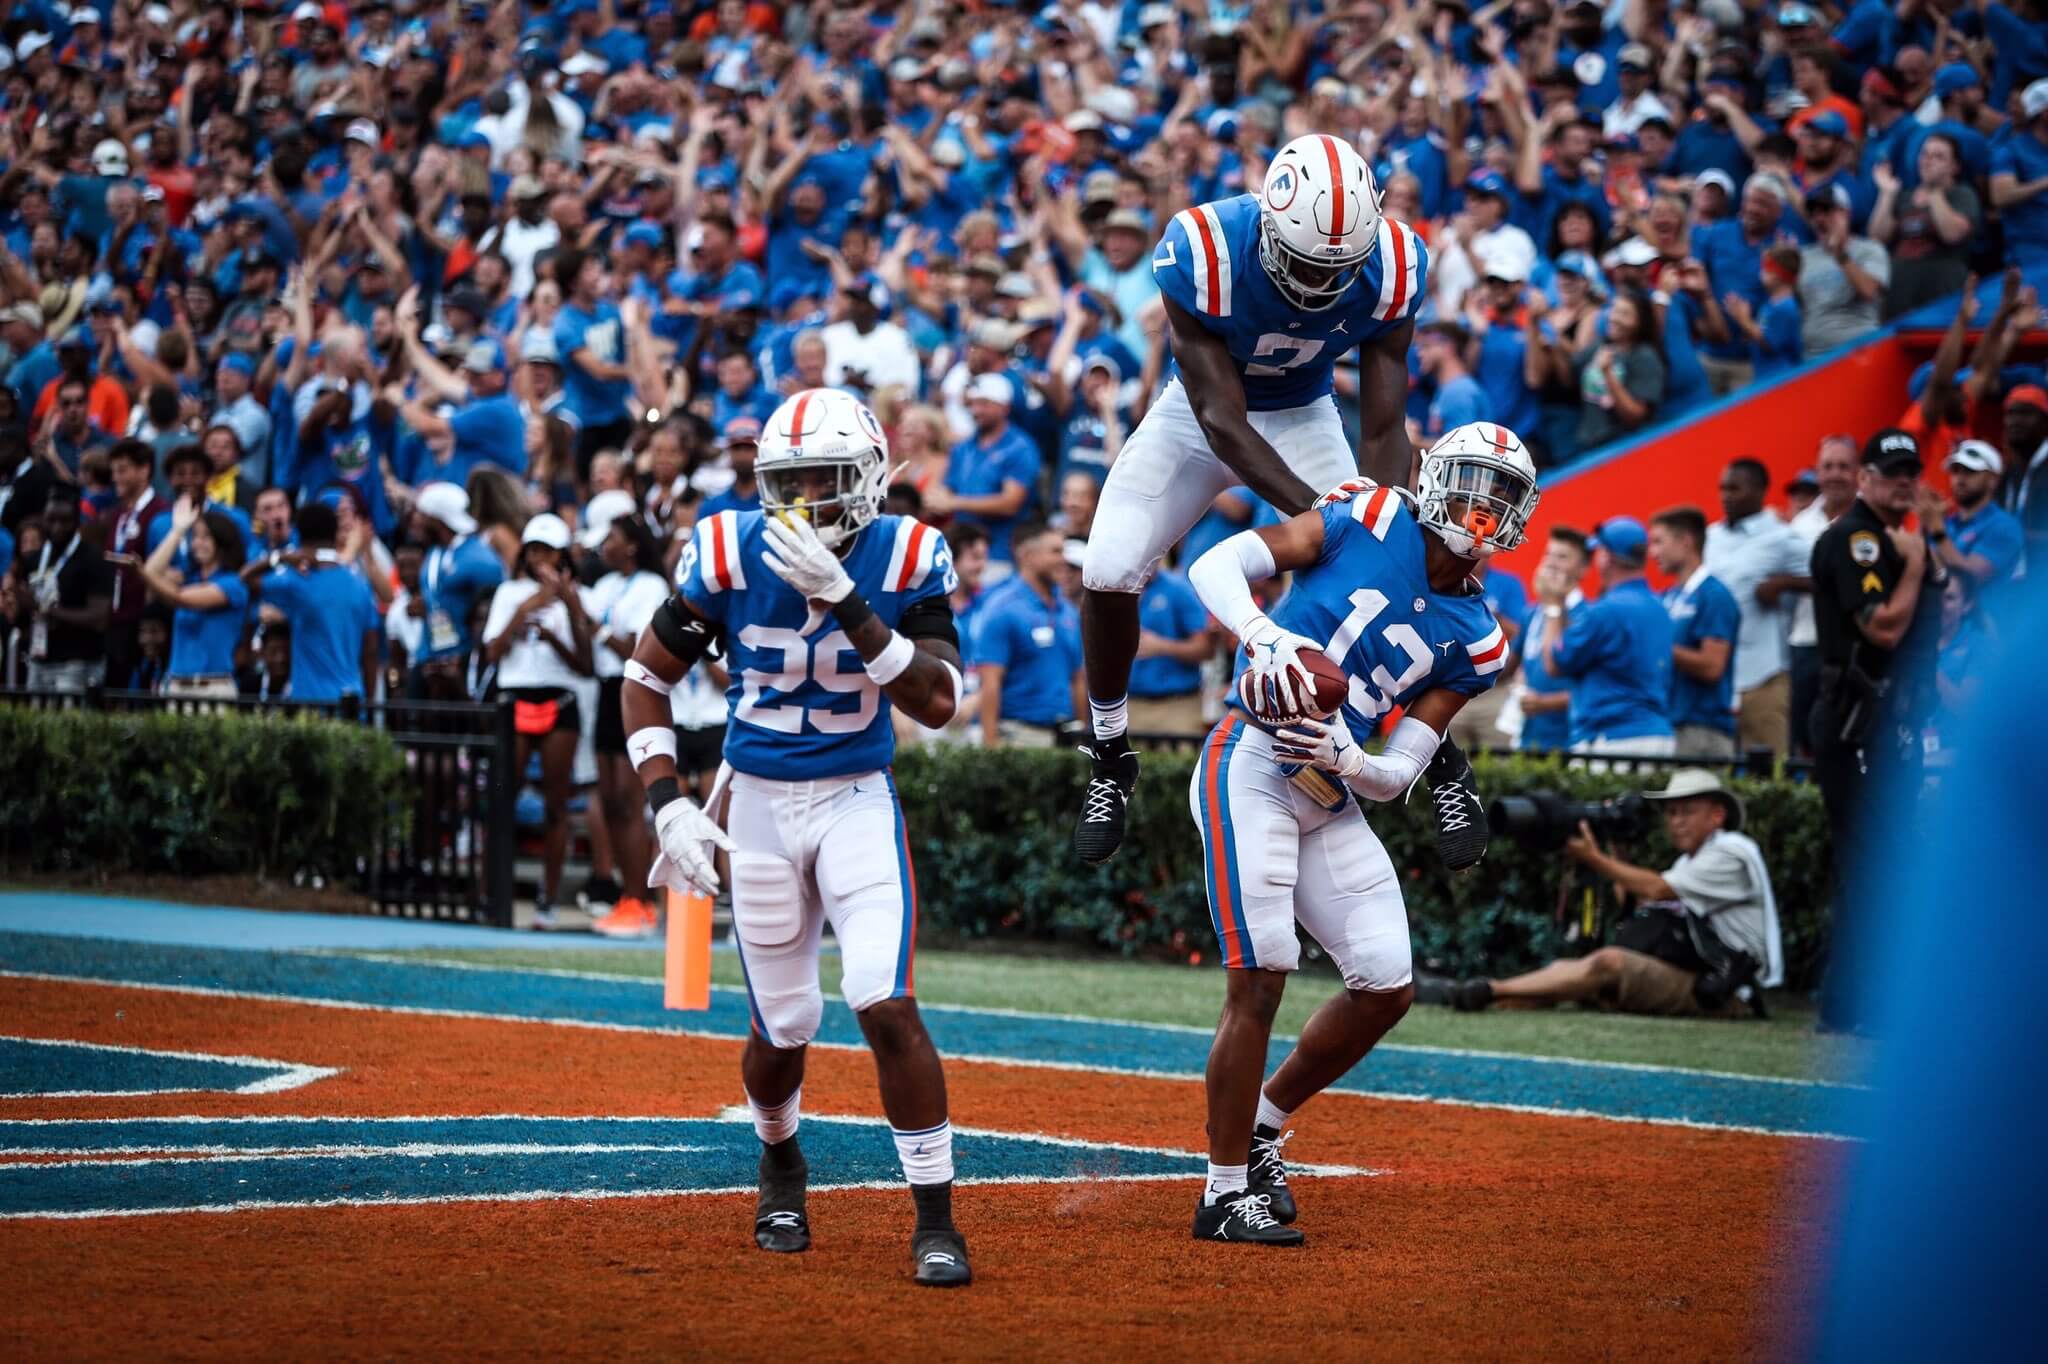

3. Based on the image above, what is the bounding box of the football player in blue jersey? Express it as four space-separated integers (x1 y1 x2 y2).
1073 133 1430 867
619 387 975 1288
1180 422 1541 1244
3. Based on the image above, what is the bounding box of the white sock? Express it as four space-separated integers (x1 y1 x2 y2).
747 1086 801 1146
1089 694 1129 741
1204 1162 1248 1205
892 1120 954 1185
1254 1092 1292 1133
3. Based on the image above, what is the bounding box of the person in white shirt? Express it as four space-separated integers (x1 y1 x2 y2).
481 178 562 300
1445 768 1782 1017
821 274 924 399
1785 436 1859 755
579 512 672 940
480 513 595 924
1601 43 1674 137
1430 169 1540 316
1705 457 1811 756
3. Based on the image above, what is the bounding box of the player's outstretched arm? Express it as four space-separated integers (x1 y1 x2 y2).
1187 512 1327 714
758 513 965 730
1357 320 1419 491
1164 295 1320 517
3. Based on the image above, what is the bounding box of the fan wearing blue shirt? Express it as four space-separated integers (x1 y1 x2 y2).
938 373 1039 571
1545 516 1677 756
1515 113 1612 248
1126 568 1214 736
972 522 1083 745
395 339 529 489
1516 527 1590 753
1650 508 1742 759
1557 0 1628 114
1992 82 2048 269
245 501 380 704
410 481 507 690
552 248 636 467
1416 323 1488 442
1936 441 2025 592
698 417 763 518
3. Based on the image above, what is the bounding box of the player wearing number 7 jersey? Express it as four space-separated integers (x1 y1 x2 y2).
1073 132 1428 867
619 387 975 1287
1179 424 1540 1245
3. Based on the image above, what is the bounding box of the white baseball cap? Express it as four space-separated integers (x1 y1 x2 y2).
578 489 639 547
15 32 53 60
521 512 572 550
2025 77 2048 121
1946 439 2004 475
965 373 1014 407
92 139 129 176
345 119 380 147
416 482 477 535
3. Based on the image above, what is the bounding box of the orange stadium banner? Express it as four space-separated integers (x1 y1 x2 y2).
1495 335 1922 592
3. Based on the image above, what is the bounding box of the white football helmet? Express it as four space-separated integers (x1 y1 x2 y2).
1417 422 1541 559
756 387 891 549
1257 133 1383 312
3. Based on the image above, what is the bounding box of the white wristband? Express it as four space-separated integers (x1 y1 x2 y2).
863 631 917 686
626 725 678 768
624 659 674 696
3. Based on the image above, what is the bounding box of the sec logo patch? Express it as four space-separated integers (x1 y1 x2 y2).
1850 531 1881 566
1266 168 1298 211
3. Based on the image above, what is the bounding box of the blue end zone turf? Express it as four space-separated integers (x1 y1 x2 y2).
0 1038 298 1098
0 931 1851 1138
0 1116 1209 1219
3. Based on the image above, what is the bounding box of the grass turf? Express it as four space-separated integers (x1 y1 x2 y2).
352 945 1867 1084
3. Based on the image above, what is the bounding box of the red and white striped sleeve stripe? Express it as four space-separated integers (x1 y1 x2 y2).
1466 624 1509 676
1370 219 1424 322
692 510 748 594
1348 484 1401 540
883 518 939 593
1173 205 1233 318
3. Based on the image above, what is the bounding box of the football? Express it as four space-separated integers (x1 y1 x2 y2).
1300 650 1350 718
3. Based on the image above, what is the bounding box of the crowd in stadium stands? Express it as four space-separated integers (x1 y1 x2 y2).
0 0 2044 927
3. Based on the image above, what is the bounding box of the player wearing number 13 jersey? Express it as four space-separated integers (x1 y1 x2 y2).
619 387 974 1288
1074 132 1429 868
1178 423 1540 1245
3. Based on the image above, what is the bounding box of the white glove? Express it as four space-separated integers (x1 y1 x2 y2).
1271 714 1366 781
761 512 856 604
648 796 736 896
1312 476 1378 509
1237 614 1323 721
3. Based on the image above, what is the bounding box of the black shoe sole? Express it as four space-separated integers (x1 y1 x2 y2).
755 1226 811 1253
1190 1210 1306 1245
912 1233 973 1286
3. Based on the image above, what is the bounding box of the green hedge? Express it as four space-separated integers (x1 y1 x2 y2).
893 745 1832 989
0 706 406 883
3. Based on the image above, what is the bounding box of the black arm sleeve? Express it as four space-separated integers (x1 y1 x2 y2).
649 593 724 666
898 593 960 650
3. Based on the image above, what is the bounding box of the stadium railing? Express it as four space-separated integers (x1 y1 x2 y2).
0 685 517 927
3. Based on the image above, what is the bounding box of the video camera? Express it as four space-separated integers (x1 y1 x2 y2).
1487 791 1648 851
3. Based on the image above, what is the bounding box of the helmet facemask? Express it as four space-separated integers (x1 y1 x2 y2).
1257 212 1372 311
759 450 888 549
1419 457 1539 560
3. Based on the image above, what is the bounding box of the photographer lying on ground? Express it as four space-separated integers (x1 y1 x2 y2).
1437 770 1784 1019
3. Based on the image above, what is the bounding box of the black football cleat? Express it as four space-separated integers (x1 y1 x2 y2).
1072 742 1141 865
1450 979 1495 1013
1422 737 1489 871
754 1139 810 1253
1247 1124 1298 1225
1192 1190 1305 1246
912 1228 973 1287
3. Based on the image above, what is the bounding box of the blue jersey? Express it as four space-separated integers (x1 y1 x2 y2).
1152 194 1427 411
1243 487 1503 743
679 510 959 780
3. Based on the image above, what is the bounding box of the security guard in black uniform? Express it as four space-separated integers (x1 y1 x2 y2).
1809 428 1946 1031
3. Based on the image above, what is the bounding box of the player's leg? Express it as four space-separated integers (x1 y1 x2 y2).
726 775 828 1253
1076 381 1234 864
1255 807 1414 1217
536 720 579 914
1188 718 1307 1245
818 773 971 1287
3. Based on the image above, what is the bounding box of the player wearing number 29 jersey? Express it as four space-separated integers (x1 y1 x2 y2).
620 387 974 1286
677 508 957 779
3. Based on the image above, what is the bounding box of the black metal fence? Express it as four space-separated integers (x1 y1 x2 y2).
0 686 516 927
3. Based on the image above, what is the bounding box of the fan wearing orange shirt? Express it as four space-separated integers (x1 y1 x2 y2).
31 323 129 438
